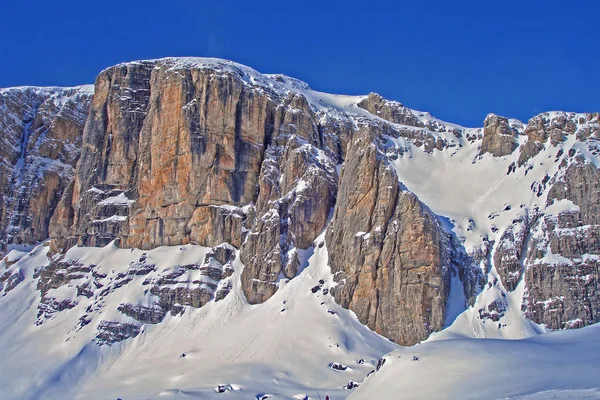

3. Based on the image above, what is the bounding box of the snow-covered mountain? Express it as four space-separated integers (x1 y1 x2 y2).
0 57 599 399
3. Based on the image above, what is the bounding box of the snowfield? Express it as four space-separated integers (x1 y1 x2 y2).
351 324 600 400
0 236 398 400
0 236 599 399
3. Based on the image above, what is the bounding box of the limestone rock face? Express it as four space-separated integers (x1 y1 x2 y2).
357 93 462 153
523 161 600 329
52 59 341 306
358 93 425 128
187 205 246 248
494 227 523 292
65 61 155 250
125 65 273 249
325 126 478 346
479 114 519 157
240 129 338 304
547 161 600 225
0 86 92 255
30 58 482 345
494 215 534 292
518 112 599 166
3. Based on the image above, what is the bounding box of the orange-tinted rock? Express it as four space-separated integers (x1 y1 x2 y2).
326 126 452 346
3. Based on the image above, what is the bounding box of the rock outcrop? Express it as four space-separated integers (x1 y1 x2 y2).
357 93 461 153
326 126 479 345
494 216 533 292
479 114 519 157
95 321 141 345
523 160 600 329
117 304 166 324
518 112 599 166
49 59 341 307
147 243 237 312
357 93 425 128
0 86 93 255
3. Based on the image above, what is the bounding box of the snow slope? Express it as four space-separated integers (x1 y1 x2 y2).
0 234 397 400
391 129 588 251
3 237 599 400
351 323 600 400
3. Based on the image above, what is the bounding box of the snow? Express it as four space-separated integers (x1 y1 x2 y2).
388 127 597 253
295 179 308 193
353 231 371 240
97 192 135 206
2 235 594 399
443 272 466 328
3 245 35 264
534 248 574 267
93 215 127 223
434 277 543 341
86 187 105 195
0 235 397 399
350 323 600 400
213 204 245 212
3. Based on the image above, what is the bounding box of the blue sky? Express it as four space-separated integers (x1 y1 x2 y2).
1 0 598 127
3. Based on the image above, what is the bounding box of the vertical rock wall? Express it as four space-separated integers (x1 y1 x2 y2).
0 86 92 255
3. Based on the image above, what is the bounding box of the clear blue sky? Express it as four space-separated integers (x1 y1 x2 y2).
1 0 598 127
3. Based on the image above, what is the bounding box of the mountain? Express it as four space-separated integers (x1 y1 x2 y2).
0 57 599 399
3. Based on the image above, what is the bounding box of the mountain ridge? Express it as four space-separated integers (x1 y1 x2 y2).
0 56 599 399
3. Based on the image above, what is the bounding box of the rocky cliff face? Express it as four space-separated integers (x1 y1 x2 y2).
49 59 343 307
40 58 481 345
479 114 521 157
0 86 93 255
523 159 600 329
486 112 600 331
326 126 449 345
1 58 600 347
